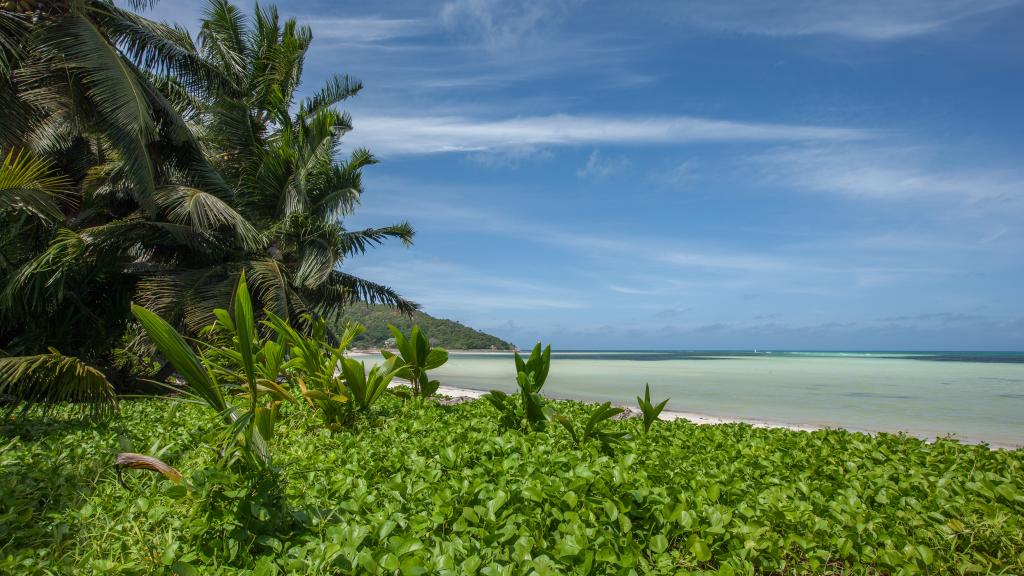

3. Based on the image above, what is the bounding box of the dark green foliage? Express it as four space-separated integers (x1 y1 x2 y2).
637 382 670 434
380 324 448 398
0 0 230 363
341 304 514 350
1 0 415 399
2 399 1023 574
0 350 117 418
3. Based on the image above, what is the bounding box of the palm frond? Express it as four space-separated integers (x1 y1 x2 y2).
47 13 158 200
135 266 235 333
339 223 415 256
248 4 283 108
298 73 362 118
268 18 312 116
308 147 376 219
295 244 336 289
243 142 296 218
0 11 32 145
205 98 263 174
0 350 117 417
319 270 419 315
119 0 161 11
247 258 298 322
154 185 263 249
0 228 86 318
198 0 249 90
0 10 30 77
0 148 70 220
94 3 229 97
0 76 32 148
19 108 80 158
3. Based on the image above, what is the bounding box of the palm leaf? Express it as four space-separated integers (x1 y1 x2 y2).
0 228 86 318
48 13 158 200
298 74 362 118
198 0 249 90
131 303 231 417
0 148 69 220
0 350 117 417
309 148 377 219
96 3 228 97
318 270 419 315
340 223 415 256
154 185 262 249
246 258 296 322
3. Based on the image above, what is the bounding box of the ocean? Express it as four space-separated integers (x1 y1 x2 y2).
424 350 1024 447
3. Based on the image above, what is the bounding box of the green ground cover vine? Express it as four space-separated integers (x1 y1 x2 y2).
2 398 1022 575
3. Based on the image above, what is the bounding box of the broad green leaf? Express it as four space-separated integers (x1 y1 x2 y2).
231 272 258 394
691 539 712 562
131 304 228 416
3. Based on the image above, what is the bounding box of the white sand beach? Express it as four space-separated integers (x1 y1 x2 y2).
430 383 1023 449
434 384 819 431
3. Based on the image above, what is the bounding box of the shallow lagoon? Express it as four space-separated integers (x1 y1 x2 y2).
425 351 1024 447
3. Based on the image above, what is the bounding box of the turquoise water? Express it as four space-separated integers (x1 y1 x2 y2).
425 351 1024 447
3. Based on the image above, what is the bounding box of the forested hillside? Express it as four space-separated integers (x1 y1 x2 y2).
339 304 515 350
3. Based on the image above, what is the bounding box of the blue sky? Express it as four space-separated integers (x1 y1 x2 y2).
152 0 1024 350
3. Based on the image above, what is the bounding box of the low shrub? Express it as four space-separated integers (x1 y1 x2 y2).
484 342 552 432
381 324 448 399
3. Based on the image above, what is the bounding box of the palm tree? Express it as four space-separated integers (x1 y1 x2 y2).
0 0 223 411
0 0 417 413
133 0 418 336
0 0 222 191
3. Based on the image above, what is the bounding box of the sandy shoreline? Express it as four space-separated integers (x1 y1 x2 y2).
431 384 1019 449
435 385 818 431
362 351 817 432
350 349 516 357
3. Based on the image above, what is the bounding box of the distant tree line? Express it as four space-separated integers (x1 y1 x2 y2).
339 305 514 350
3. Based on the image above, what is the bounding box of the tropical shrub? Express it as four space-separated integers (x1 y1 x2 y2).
340 356 401 411
264 313 366 427
484 342 552 431
551 401 630 453
637 382 670 433
381 324 448 398
131 272 292 471
0 0 230 367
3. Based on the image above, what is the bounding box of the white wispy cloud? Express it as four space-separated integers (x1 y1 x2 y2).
353 183 954 284
666 0 1018 40
440 0 585 51
305 17 428 43
577 150 630 179
346 257 586 313
653 158 699 185
348 114 872 155
608 285 663 295
753 146 1024 204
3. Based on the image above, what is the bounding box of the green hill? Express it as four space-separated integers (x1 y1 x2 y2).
337 305 515 350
